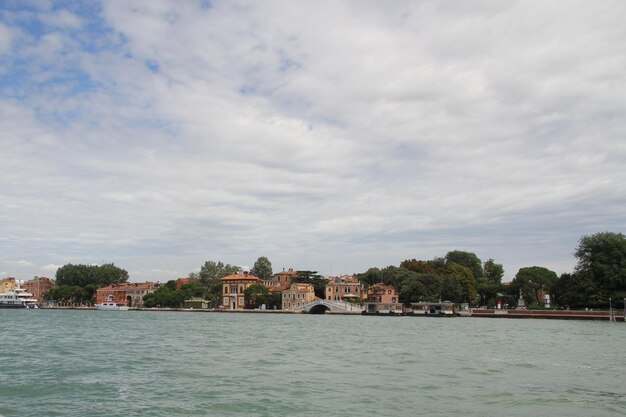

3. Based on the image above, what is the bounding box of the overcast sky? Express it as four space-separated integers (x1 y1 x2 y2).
1 1 625 282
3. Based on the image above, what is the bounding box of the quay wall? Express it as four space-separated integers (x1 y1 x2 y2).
471 309 625 321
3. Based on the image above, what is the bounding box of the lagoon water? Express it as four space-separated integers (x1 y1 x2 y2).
1 310 625 417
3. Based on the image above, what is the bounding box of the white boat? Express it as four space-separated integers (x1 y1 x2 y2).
0 287 39 309
96 294 129 311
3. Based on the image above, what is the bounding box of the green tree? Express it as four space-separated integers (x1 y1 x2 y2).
398 273 441 304
480 259 504 306
510 266 557 306
440 275 463 303
251 256 273 280
445 262 478 303
294 271 326 298
55 263 128 287
197 260 239 307
244 284 270 309
574 232 626 302
357 267 383 287
445 251 484 280
483 259 504 285
552 272 604 309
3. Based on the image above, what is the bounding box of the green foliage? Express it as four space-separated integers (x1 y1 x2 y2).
552 273 603 309
445 251 484 280
357 267 383 287
483 259 504 285
509 266 557 306
445 262 478 303
44 285 89 304
244 283 270 309
55 263 128 287
251 256 273 280
574 232 626 296
478 259 504 306
294 270 326 298
197 260 239 307
142 281 208 308
399 273 441 304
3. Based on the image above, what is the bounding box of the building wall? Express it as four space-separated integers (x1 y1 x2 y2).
96 282 158 306
282 283 315 310
0 278 16 293
269 268 298 291
366 283 398 304
221 273 263 310
23 276 55 302
325 275 363 301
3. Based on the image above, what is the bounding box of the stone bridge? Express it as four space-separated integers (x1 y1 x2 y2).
292 298 364 314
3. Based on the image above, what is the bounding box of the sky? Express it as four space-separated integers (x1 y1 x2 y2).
1 0 625 283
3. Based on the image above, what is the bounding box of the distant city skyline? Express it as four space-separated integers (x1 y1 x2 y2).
1 1 625 282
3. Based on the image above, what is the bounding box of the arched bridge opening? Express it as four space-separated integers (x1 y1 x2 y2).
309 304 330 314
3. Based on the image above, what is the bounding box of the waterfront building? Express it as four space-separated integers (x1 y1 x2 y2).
96 282 160 307
22 276 55 302
221 272 263 310
364 283 403 314
282 282 316 311
267 268 298 291
325 275 363 302
0 277 16 293
175 277 191 289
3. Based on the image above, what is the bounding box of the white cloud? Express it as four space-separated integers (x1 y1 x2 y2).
40 264 62 272
1 1 625 281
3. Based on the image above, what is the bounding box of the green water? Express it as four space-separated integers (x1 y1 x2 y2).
1 310 624 417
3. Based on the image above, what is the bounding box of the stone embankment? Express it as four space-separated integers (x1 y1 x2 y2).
471 308 625 321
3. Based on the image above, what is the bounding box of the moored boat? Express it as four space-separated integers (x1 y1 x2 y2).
96 294 129 311
0 287 39 309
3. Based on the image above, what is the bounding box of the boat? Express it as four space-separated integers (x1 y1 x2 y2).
0 287 39 309
96 294 129 311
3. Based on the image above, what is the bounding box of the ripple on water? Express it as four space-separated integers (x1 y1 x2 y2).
1 310 625 417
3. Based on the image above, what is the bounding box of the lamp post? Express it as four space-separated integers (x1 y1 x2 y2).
609 297 613 322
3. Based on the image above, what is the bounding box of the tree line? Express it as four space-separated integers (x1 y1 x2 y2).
43 231 626 309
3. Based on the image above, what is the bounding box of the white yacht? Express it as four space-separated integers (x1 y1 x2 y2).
0 287 39 309
96 294 129 311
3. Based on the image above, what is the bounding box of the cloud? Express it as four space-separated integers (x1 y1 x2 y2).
1 1 625 282
40 264 62 272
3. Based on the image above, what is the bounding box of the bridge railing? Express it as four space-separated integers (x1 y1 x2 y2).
295 298 364 313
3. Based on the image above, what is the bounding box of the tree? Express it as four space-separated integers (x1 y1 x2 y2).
399 273 441 304
510 266 557 306
480 259 504 306
251 256 273 280
244 284 270 309
445 251 484 280
357 267 383 287
574 232 626 300
483 259 504 285
55 263 128 287
294 271 326 298
197 260 239 307
445 262 478 304
552 272 605 309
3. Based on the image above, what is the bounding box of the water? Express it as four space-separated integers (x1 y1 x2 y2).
1 310 625 417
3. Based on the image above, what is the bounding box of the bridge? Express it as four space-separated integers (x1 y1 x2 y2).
292 298 364 314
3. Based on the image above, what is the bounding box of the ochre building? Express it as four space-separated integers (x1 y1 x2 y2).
282 282 316 311
221 272 262 310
